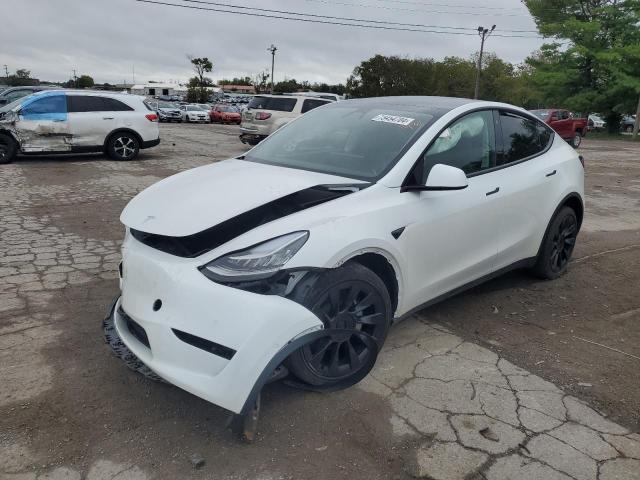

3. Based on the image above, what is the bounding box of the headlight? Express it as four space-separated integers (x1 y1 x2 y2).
201 231 309 282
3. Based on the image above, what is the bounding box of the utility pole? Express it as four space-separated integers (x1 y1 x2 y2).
72 69 78 88
474 25 496 100
633 93 640 140
268 44 277 93
3 65 8 81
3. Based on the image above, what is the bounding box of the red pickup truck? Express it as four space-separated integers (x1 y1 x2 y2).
530 109 588 148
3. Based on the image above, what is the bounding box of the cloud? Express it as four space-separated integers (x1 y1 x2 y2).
1 0 542 85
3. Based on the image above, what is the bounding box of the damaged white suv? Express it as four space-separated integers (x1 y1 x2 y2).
0 90 160 164
105 96 584 421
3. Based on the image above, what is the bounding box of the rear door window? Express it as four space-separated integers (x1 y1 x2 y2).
497 112 552 165
301 99 330 114
67 95 105 112
248 96 296 112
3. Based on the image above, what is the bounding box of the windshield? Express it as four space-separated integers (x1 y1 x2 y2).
244 102 435 181
158 102 177 108
530 110 550 120
187 106 203 111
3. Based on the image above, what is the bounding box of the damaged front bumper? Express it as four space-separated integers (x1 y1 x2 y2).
108 236 324 414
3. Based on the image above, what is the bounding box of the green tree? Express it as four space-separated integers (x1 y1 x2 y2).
273 78 301 93
77 75 94 88
346 54 537 106
7 68 37 86
186 55 214 103
524 0 640 133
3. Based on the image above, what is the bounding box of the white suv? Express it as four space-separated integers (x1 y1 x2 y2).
0 90 160 164
240 94 332 145
106 96 584 416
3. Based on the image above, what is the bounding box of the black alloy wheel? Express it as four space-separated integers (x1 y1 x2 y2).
287 263 392 388
533 206 578 279
549 213 578 274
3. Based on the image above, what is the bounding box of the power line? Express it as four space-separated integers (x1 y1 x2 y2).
300 0 538 18
178 0 538 32
136 0 543 37
370 0 529 12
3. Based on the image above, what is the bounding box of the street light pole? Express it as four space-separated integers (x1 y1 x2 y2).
3 65 8 80
268 44 277 93
474 25 496 100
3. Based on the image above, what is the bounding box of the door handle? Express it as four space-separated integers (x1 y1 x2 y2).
546 170 557 177
103 117 114 120
486 187 500 196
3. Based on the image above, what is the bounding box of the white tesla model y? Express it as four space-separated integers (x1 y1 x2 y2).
104 96 584 416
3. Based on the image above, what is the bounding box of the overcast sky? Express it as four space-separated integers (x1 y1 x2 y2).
1 0 544 86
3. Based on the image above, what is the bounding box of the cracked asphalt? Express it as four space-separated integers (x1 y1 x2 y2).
1 124 639 480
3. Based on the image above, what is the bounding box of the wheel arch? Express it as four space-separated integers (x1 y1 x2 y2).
560 192 584 229
0 128 20 146
536 192 584 259
337 249 401 317
103 128 143 151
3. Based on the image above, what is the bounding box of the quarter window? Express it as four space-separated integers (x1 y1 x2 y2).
416 110 496 182
498 112 551 165
101 97 133 111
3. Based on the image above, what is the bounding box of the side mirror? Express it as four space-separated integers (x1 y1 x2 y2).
402 164 468 192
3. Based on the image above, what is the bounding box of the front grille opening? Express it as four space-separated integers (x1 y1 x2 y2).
119 307 150 349
172 329 236 360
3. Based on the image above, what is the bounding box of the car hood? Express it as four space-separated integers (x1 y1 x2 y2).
121 159 364 237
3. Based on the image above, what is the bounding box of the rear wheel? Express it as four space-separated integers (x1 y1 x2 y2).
107 132 140 161
532 206 578 279
0 132 18 164
571 132 582 148
286 263 392 389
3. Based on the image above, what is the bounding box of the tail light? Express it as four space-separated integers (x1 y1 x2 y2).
145 113 159 122
578 155 585 167
255 112 272 121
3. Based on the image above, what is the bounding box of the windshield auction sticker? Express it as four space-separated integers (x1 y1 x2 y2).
371 114 415 126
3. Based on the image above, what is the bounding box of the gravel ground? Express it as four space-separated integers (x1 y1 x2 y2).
1 124 638 480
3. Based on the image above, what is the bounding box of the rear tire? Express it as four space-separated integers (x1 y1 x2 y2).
286 263 392 389
0 132 18 164
532 206 578 279
571 132 582 148
107 132 140 161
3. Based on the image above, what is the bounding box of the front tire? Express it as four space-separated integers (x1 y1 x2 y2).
626 125 634 133
107 132 140 161
286 263 392 389
532 206 578 279
0 132 18 164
